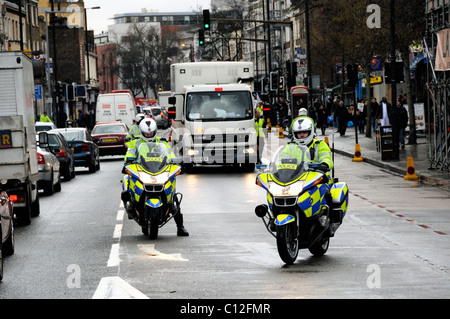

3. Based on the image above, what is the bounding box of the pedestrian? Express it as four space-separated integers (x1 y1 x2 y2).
278 97 289 129
331 96 340 129
309 98 319 123
336 101 349 136
254 107 265 164
357 99 367 134
377 96 392 128
317 104 328 135
77 109 86 127
39 111 52 123
370 97 379 132
389 99 409 159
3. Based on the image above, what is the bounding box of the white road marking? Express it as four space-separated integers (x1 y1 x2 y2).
92 276 149 299
107 243 121 267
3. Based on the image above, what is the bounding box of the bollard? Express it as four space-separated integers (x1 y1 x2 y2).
267 118 271 133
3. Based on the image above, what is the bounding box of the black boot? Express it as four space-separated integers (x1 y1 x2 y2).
174 213 189 236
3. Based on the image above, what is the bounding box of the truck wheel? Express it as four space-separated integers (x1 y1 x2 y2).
31 192 40 217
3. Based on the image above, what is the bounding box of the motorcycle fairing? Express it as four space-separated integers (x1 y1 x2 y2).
330 182 349 216
275 214 295 226
146 198 163 208
297 183 328 218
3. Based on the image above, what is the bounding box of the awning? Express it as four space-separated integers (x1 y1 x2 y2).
290 85 309 95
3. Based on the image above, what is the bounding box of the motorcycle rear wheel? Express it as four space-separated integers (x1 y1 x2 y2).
308 236 330 256
276 223 299 264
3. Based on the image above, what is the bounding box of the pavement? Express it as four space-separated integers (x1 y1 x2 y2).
265 124 450 190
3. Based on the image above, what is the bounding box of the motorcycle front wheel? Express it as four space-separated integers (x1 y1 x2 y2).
142 207 160 239
276 223 299 264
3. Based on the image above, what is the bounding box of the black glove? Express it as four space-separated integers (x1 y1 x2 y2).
319 162 329 172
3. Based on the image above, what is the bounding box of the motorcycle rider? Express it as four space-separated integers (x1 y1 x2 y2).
287 116 333 172
122 118 189 236
125 113 146 142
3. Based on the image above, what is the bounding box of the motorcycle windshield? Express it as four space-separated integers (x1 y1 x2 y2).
268 143 311 184
136 142 171 173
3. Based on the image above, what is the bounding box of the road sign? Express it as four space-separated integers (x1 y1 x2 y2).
364 76 383 85
34 85 43 99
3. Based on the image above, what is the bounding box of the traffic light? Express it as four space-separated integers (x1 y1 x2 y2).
269 71 279 91
199 29 205 45
66 84 75 101
203 9 210 30
278 76 285 91
158 85 163 92
346 64 358 87
286 61 297 89
384 62 404 83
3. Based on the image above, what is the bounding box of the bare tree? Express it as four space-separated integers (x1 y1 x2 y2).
112 23 181 98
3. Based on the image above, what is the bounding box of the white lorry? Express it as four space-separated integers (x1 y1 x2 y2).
168 61 257 171
95 91 136 128
0 51 40 225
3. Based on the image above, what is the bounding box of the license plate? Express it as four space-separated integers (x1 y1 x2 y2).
102 138 117 143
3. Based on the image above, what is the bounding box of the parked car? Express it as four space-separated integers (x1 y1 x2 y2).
44 131 76 181
1 190 15 282
52 128 100 173
35 121 57 132
91 121 129 156
37 145 61 196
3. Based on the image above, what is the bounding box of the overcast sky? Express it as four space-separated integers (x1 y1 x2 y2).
84 0 211 34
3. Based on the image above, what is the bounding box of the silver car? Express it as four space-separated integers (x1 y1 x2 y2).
37 145 62 196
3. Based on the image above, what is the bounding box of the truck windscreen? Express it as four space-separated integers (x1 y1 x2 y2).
186 91 253 121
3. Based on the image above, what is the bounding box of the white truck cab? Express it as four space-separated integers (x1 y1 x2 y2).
168 62 257 171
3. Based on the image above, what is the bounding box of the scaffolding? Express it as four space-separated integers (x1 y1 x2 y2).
425 1 450 171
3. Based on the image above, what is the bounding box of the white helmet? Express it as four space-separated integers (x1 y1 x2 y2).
292 117 315 146
139 118 158 142
135 113 145 124
298 108 308 116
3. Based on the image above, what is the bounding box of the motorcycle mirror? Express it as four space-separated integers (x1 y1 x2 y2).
256 164 267 171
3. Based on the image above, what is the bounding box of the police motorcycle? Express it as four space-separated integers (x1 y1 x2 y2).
122 141 183 239
254 143 348 264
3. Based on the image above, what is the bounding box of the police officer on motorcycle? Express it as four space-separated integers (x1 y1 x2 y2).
122 118 189 236
126 113 146 142
290 116 333 172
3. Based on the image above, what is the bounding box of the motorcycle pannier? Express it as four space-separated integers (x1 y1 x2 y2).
329 182 348 223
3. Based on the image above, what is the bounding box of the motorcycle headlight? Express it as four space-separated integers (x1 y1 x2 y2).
139 171 170 184
268 181 304 197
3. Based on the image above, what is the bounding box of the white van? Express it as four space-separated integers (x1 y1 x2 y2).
95 92 136 128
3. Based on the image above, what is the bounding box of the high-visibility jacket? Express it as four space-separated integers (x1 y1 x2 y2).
255 117 264 137
281 140 333 170
126 123 140 141
124 136 174 163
